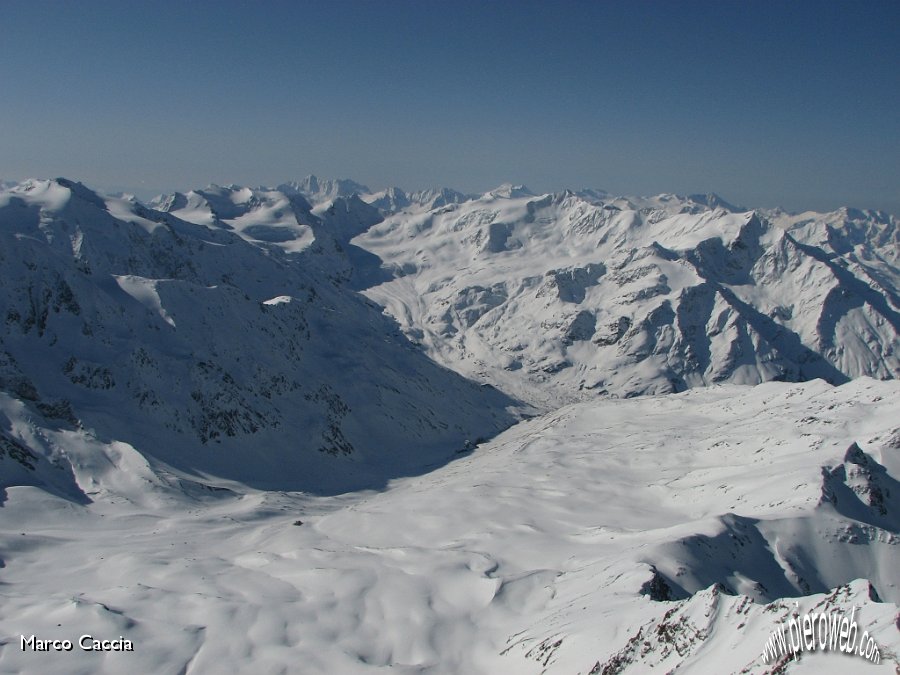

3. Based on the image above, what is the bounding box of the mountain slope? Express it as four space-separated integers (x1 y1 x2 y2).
353 188 898 407
1 176 898 674
0 178 520 497
1 377 896 674
151 178 899 410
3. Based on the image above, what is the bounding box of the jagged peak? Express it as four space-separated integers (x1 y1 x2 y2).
486 183 534 199
278 175 371 202
685 192 743 212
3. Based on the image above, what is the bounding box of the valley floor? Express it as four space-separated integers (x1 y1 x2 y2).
1 379 898 674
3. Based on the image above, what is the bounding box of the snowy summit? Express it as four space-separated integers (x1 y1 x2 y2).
0 176 897 674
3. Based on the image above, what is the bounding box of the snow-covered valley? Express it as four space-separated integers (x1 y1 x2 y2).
0 177 898 673
2 378 897 674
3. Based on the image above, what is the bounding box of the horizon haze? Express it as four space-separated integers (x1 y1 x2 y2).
1 0 898 216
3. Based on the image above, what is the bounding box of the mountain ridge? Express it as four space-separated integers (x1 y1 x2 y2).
0 175 898 674
0 177 521 497
105 175 900 408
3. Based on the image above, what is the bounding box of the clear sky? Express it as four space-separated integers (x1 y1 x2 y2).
1 0 898 214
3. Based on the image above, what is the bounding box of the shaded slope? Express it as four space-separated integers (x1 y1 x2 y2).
0 179 521 496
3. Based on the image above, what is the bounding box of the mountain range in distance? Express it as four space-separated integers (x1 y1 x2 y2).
0 175 897 674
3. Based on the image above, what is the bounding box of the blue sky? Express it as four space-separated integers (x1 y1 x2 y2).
1 0 898 214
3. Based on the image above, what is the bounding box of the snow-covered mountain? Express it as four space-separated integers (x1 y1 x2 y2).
2 377 897 673
152 176 899 408
148 176 899 410
353 186 898 407
0 178 519 498
0 176 898 673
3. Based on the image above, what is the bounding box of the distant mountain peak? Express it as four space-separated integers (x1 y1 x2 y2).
278 175 371 204
487 183 534 199
685 192 743 212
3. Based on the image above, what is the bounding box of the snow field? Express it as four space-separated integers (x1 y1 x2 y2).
2 378 898 673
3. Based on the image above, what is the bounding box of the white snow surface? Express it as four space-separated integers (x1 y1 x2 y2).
1 378 898 673
0 177 898 673
152 177 899 409
113 275 176 327
353 188 899 408
151 185 316 253
0 178 521 495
